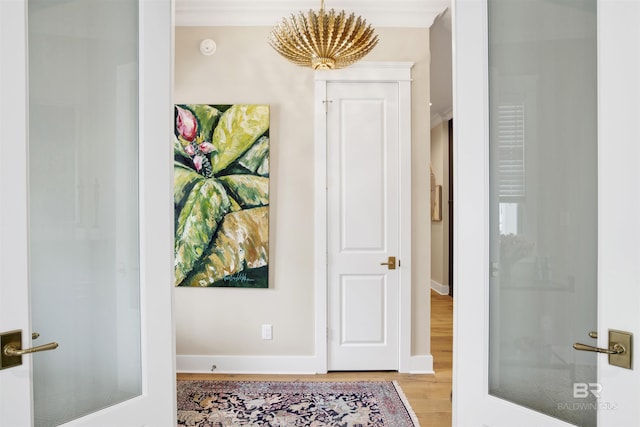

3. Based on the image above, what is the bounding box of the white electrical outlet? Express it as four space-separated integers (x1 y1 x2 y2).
262 324 273 340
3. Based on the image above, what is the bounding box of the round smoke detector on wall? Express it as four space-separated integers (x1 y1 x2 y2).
199 39 216 56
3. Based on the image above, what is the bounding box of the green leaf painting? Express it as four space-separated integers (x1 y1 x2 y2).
174 104 269 287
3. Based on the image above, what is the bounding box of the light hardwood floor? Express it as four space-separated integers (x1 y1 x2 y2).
178 290 453 427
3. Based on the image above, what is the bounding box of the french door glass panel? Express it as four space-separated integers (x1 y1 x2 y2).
28 0 141 425
488 1 597 426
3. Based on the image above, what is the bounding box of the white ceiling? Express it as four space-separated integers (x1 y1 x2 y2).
174 0 453 127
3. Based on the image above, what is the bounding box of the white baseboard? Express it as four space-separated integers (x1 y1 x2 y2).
177 354 434 375
408 354 434 374
431 279 450 295
177 355 319 375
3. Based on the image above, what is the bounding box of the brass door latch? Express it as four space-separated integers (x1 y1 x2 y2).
380 256 397 270
1 329 58 370
574 329 633 369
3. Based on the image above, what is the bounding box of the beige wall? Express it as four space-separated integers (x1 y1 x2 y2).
174 26 431 365
430 122 450 290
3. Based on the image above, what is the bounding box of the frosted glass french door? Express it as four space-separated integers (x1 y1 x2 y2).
487 1 597 426
28 0 142 424
453 0 640 426
0 0 175 425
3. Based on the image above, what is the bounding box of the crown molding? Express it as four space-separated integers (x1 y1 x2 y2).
431 113 444 128
431 107 453 128
175 0 450 28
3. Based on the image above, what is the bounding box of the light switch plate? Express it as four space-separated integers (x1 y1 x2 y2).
262 324 272 340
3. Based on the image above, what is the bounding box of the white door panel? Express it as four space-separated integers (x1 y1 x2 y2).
339 100 387 251
327 82 399 371
341 275 388 344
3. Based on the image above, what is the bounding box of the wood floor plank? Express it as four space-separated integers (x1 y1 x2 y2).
177 290 453 427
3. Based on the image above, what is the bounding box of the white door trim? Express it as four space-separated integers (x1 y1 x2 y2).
313 62 414 373
451 1 491 424
0 0 31 422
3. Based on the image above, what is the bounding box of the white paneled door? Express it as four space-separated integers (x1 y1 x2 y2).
454 1 640 426
0 0 175 426
327 82 400 371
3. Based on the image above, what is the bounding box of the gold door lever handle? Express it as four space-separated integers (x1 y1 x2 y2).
3 341 58 357
380 256 396 270
1 330 59 370
573 342 625 355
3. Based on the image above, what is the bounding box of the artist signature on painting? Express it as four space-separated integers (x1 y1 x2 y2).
223 272 254 283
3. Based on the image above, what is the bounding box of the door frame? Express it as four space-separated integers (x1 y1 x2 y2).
447 118 454 297
451 0 490 422
313 62 417 374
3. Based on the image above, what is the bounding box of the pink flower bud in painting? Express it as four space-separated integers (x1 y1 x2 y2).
176 106 197 141
184 144 196 156
199 142 215 154
193 155 204 171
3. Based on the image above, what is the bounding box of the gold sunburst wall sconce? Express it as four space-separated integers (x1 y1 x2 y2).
268 0 379 70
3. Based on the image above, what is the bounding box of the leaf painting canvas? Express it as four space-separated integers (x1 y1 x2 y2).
174 104 269 288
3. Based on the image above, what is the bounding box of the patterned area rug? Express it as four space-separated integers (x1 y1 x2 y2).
177 380 421 426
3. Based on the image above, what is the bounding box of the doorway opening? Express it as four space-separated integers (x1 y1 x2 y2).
428 6 454 416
